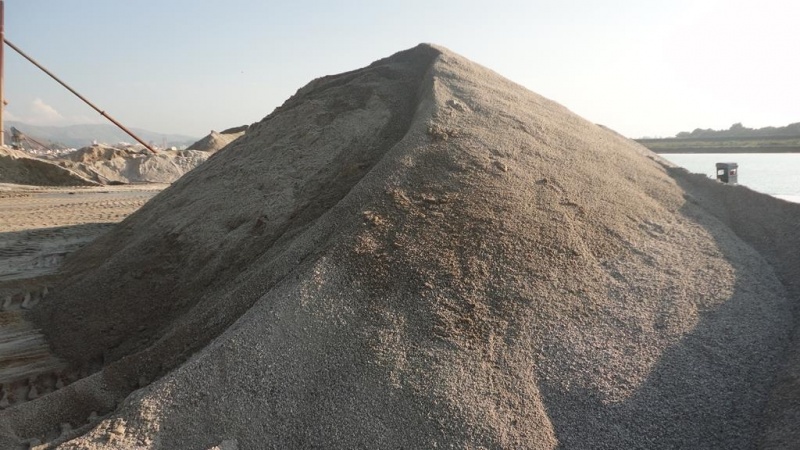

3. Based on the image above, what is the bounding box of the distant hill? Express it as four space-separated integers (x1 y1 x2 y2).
4 121 199 149
676 122 800 139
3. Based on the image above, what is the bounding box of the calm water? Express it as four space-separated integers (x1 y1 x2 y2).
661 153 800 203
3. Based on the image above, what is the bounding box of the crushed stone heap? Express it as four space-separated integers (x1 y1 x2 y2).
1 44 798 449
59 144 209 185
0 146 97 186
0 144 209 186
186 125 248 153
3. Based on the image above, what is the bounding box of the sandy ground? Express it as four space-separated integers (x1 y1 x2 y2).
0 183 164 416
0 183 165 232
0 183 165 282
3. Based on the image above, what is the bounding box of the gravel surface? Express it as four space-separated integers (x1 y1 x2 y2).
0 44 797 449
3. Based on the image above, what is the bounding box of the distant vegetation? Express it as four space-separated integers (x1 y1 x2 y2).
676 122 800 139
638 122 800 154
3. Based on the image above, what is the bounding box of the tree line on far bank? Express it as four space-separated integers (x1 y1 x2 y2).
677 122 800 139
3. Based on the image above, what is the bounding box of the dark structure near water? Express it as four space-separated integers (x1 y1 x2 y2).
716 162 738 184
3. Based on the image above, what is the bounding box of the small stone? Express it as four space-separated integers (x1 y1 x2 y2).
111 421 126 436
21 292 38 309
0 388 9 409
27 378 38 401
208 439 239 450
446 99 467 112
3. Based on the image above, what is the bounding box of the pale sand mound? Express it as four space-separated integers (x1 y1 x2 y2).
186 126 248 153
1 44 798 448
0 144 207 187
0 147 97 187
58 144 209 184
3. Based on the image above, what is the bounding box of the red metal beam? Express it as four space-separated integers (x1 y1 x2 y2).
2 38 157 154
1 1 5 147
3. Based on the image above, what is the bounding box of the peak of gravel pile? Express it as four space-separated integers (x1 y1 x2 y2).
186 126 248 153
2 44 799 449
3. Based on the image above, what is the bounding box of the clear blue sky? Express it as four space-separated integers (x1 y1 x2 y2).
3 0 798 138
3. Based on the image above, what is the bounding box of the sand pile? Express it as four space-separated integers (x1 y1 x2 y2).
0 147 97 187
1 44 798 448
186 125 248 153
58 144 209 185
0 144 207 187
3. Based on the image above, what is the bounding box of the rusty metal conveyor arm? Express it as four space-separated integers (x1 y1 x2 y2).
3 38 156 154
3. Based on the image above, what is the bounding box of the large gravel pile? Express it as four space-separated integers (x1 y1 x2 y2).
1 44 798 449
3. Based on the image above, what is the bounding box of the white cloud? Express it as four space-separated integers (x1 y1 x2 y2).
29 98 65 125
4 98 104 126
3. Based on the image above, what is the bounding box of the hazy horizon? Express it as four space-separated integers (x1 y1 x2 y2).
4 120 199 138
4 1 798 139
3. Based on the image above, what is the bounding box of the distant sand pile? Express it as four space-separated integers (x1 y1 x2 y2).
1 44 798 449
58 144 209 184
0 147 97 186
186 125 248 153
0 144 208 186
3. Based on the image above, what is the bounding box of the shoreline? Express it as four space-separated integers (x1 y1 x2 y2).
649 147 800 154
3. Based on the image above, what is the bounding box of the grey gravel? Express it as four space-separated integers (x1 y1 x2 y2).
0 44 797 449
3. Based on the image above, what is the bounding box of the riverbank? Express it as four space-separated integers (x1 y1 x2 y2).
637 136 800 153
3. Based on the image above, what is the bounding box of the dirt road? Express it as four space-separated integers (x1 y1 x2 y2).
0 183 165 282
0 183 164 389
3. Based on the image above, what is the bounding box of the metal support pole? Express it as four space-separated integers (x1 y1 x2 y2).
3 38 156 154
1 1 5 147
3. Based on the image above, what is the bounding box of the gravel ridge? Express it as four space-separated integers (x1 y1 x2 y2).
0 44 796 449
